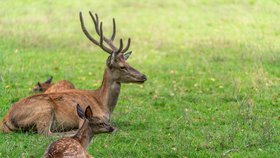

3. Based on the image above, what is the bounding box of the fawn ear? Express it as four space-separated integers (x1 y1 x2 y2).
45 76 53 84
85 106 93 119
76 104 85 119
32 82 42 92
124 51 132 60
37 82 42 87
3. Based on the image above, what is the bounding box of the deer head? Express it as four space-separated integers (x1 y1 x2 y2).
80 12 147 83
32 76 53 92
76 104 114 134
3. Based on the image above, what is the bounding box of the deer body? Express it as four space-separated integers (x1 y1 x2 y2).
1 11 146 135
1 69 114 134
43 105 114 158
43 138 92 158
1 68 135 135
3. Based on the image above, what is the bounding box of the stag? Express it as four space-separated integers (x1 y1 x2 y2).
0 11 147 135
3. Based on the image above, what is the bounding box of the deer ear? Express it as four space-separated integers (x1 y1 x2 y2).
45 76 53 84
124 51 132 60
85 106 93 119
32 82 42 92
37 82 42 87
76 104 85 119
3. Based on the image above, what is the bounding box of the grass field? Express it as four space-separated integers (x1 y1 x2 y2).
0 0 279 157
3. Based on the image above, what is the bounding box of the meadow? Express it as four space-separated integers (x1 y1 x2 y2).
0 0 279 157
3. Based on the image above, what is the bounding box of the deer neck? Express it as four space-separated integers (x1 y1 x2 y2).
98 67 121 117
73 120 93 149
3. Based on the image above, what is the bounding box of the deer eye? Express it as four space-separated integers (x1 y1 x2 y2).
99 123 105 126
120 66 126 70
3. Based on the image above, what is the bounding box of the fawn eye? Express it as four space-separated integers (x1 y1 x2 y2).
120 66 126 70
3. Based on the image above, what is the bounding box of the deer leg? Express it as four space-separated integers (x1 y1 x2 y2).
36 110 55 136
52 119 83 137
49 117 83 136
60 130 77 136
0 120 16 133
48 130 78 137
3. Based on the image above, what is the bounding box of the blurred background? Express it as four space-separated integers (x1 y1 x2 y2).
0 0 279 157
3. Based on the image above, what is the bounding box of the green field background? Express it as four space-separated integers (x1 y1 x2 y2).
0 0 279 157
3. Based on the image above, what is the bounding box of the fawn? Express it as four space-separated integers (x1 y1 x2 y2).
32 76 75 93
1 11 146 135
43 104 114 158
32 76 53 93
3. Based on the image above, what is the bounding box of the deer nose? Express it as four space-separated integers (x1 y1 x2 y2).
142 75 147 81
109 126 115 133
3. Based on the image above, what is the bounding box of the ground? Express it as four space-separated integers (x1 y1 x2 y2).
0 0 279 157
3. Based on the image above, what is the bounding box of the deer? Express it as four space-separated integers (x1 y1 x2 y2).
43 104 114 158
0 11 147 135
32 76 53 93
32 76 75 93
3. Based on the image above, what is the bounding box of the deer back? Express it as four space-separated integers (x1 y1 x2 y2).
45 80 75 93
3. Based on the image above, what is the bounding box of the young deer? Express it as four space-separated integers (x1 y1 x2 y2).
43 104 114 158
32 76 75 93
32 76 53 93
1 11 146 135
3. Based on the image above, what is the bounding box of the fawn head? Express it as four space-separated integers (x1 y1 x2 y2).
80 11 147 84
76 104 114 134
32 76 53 92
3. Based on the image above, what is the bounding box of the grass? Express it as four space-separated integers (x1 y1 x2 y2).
0 0 279 157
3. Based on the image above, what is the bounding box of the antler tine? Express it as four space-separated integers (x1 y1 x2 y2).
89 11 99 35
80 11 128 55
111 18 116 41
90 12 117 51
99 22 103 46
121 38 131 53
95 13 99 34
115 39 123 54
99 22 112 53
80 12 113 54
100 18 117 50
79 12 99 46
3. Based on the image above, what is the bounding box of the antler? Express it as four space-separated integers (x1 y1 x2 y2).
79 11 131 55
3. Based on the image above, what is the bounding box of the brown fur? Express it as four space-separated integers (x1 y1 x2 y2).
43 138 92 158
1 88 104 135
45 80 75 93
33 79 75 93
43 105 113 158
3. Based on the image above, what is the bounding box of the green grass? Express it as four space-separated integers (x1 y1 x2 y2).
0 0 279 157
